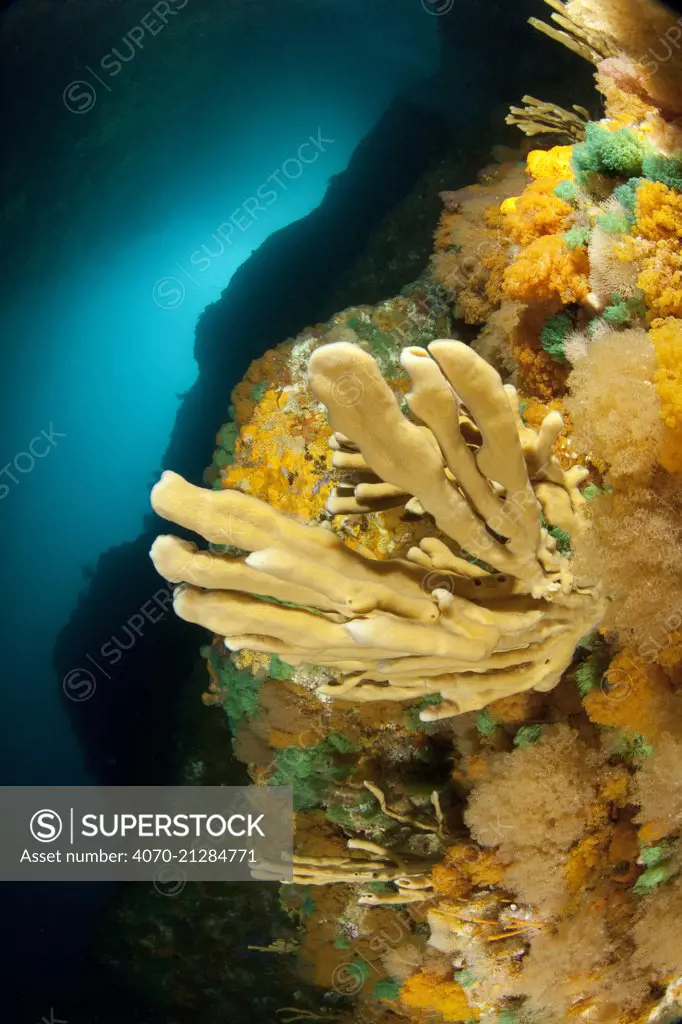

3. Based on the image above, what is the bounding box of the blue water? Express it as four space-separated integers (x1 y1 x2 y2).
1 3 439 791
0 6 440 1015
0 6 441 1012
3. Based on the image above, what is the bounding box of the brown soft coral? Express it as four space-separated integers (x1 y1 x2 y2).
464 725 605 914
634 873 682 981
572 474 682 645
513 903 648 1023
565 327 663 481
470 300 521 377
432 165 527 325
634 732 682 838
432 247 504 325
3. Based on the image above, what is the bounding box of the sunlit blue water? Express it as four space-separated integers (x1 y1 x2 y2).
0 4 443 1012
1 5 439 793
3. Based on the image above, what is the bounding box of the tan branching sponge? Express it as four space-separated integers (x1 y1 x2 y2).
151 342 603 720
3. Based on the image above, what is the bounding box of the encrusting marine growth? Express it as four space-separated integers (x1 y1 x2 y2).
148 1 682 1021
151 341 601 721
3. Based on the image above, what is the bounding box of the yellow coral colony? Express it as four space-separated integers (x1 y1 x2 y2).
151 341 602 721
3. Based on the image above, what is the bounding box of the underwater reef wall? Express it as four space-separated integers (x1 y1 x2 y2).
49 9 593 1012
52 0 586 799
148 1 682 1022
